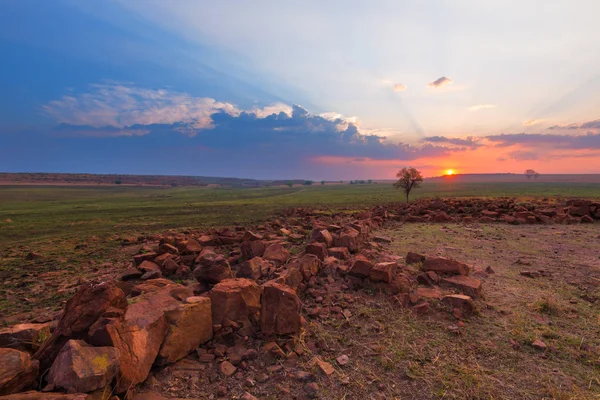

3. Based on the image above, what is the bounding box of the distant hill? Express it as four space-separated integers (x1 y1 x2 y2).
0 172 309 188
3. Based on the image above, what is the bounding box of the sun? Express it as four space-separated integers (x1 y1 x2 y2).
446 169 454 175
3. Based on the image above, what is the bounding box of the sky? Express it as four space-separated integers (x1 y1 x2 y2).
1 0 599 179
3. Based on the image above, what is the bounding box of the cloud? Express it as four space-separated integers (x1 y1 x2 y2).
523 119 545 127
427 76 452 88
468 104 496 111
41 82 464 167
422 136 481 148
393 83 407 92
42 83 240 135
547 119 600 131
508 150 539 161
485 132 600 150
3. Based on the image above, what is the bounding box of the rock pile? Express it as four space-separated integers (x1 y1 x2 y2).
391 198 600 224
0 197 594 398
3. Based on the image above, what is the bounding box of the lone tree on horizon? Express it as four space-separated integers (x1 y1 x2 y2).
525 169 540 180
394 167 424 203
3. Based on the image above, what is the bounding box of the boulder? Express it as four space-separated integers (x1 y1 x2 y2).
237 257 269 281
137 260 162 276
405 252 425 264
240 240 266 260
310 229 333 247
271 268 303 291
34 281 128 371
89 287 181 392
441 294 474 314
0 322 53 351
369 262 397 283
348 255 373 278
335 226 360 253
155 296 213 366
194 251 233 284
263 243 290 265
441 275 482 298
0 348 39 395
261 282 302 335
209 279 262 325
46 340 119 393
422 257 472 276
327 247 350 261
289 254 320 281
305 242 328 261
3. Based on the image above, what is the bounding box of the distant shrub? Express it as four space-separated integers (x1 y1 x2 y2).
115 179 122 185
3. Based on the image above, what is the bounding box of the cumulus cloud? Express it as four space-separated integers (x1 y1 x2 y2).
427 76 452 88
468 104 496 111
41 82 464 164
523 119 545 127
42 83 240 135
393 83 407 92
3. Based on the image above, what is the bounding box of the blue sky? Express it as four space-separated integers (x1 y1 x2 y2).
1 0 599 179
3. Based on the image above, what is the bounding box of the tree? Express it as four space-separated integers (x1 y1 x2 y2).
368 179 373 184
393 167 424 203
303 180 313 186
320 180 325 185
525 169 539 180
286 181 293 188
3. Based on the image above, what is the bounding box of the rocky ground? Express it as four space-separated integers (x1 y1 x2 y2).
0 197 598 400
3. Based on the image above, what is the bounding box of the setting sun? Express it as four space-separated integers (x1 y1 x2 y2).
446 169 454 175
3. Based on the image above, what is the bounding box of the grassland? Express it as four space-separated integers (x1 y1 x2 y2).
2 181 599 246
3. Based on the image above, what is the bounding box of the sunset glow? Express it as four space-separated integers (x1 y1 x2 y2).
0 1 599 178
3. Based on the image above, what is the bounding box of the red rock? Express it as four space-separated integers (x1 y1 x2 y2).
263 243 290 265
261 282 302 335
335 226 360 253
179 238 202 253
310 229 333 247
240 240 266 260
328 247 350 260
237 257 269 281
290 254 320 281
133 252 157 266
90 287 184 392
0 348 39 395
155 296 213 365
532 338 547 351
304 382 320 398
220 361 237 376
441 275 482 298
161 258 179 276
305 242 328 261
336 355 349 366
416 287 443 300
158 243 178 255
194 252 233 284
34 281 128 371
372 236 392 244
422 256 472 276
411 302 430 316
119 268 143 281
441 294 474 314
0 322 53 351
243 231 263 241
271 268 303 291
209 279 262 325
348 255 373 278
405 252 425 264
310 357 335 376
369 262 397 283
138 260 162 276
46 340 119 393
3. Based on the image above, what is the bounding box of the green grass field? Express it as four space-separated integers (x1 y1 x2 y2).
1 181 599 246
